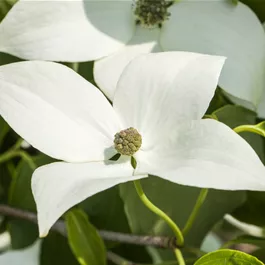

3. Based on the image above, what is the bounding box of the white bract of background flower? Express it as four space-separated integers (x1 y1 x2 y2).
256 22 265 117
0 0 264 111
0 239 40 265
1 52 265 237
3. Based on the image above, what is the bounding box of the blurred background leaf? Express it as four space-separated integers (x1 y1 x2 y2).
8 155 54 249
40 232 79 265
241 0 265 22
80 186 130 234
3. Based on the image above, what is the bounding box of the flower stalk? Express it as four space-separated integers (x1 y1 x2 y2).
174 248 186 265
182 188 209 236
0 139 36 170
233 124 265 137
133 180 185 264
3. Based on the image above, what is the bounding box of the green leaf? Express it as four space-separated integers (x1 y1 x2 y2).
78 61 94 84
108 245 152 265
230 0 238 5
120 177 245 260
252 248 265 263
194 249 264 265
213 105 265 226
223 235 265 249
240 0 265 22
41 232 79 265
0 52 21 66
0 163 12 202
0 0 16 21
206 88 230 114
152 261 194 265
8 154 54 249
80 186 130 233
232 191 265 226
214 105 265 162
65 208 106 265
0 116 9 147
213 105 257 125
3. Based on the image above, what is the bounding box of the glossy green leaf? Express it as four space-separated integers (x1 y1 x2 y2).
41 232 79 265
120 176 245 260
65 208 106 265
194 249 264 265
8 154 54 249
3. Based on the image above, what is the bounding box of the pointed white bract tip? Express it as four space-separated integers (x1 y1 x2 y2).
39 232 48 238
39 227 49 238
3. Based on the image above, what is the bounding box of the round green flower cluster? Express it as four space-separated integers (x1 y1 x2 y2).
134 0 172 27
114 127 142 156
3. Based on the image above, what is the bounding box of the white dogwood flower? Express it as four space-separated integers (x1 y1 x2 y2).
0 0 264 108
1 52 265 237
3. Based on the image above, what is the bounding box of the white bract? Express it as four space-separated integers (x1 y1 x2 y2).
0 52 265 237
256 22 265 118
0 240 40 265
0 0 264 108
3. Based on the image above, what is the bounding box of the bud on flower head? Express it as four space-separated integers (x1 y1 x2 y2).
114 127 142 156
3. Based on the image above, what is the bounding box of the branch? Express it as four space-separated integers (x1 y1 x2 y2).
0 204 177 249
99 230 177 249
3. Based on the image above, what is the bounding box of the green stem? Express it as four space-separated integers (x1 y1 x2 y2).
174 248 185 265
133 180 184 246
182 188 208 236
0 149 36 170
19 151 36 170
233 125 265 137
13 138 23 150
233 125 255 134
0 150 19 164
